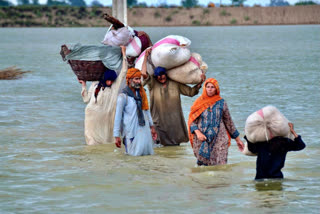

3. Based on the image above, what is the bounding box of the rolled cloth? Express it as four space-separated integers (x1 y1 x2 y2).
125 68 149 111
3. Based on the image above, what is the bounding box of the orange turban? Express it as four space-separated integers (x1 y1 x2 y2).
126 68 149 110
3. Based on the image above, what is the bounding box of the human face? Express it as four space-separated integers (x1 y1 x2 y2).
205 82 217 97
130 77 141 89
105 80 114 87
157 74 167 84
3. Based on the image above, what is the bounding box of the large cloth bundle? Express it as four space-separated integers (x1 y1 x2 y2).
135 35 191 71
61 43 123 81
167 53 208 84
101 27 134 46
245 105 293 143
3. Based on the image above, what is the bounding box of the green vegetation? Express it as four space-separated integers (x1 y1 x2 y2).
192 20 201 25
230 18 237 24
220 9 231 16
154 11 161 18
295 1 317 5
181 0 198 8
244 15 250 21
165 15 172 22
202 8 209 14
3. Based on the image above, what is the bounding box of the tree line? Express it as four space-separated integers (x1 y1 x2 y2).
0 0 318 7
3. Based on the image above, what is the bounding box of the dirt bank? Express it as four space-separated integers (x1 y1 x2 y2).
0 5 319 27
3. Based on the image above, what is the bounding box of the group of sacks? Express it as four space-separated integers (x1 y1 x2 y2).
243 105 295 156
102 27 207 84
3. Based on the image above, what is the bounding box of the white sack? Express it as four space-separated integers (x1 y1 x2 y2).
101 27 134 46
126 36 142 57
167 53 208 84
245 105 294 143
135 35 192 71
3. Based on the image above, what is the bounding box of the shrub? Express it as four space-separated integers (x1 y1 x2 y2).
230 18 237 24
154 11 161 18
165 15 172 22
192 20 201 25
244 15 250 21
220 9 230 16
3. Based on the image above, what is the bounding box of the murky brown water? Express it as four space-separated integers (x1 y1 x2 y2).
0 26 319 213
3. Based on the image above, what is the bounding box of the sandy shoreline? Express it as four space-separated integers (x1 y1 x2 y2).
0 5 319 27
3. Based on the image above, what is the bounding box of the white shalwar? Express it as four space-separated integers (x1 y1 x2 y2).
113 93 154 156
81 57 127 145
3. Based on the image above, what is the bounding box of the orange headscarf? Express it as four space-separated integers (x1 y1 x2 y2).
188 78 228 148
126 68 149 110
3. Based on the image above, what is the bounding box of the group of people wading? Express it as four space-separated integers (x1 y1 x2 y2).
78 44 246 166
77 38 305 180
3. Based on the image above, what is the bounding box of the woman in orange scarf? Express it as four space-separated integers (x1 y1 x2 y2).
188 78 244 166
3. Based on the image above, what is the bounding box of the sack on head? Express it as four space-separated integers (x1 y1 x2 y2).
245 105 294 143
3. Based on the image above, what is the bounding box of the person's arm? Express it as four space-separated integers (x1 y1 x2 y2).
222 101 244 151
112 46 128 90
141 48 151 79
287 123 306 151
114 94 126 148
178 82 200 97
190 117 207 142
79 79 95 103
245 136 259 154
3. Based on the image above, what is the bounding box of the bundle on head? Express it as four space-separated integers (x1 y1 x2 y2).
245 105 294 143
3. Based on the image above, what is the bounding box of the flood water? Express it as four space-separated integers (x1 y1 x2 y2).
0 25 319 213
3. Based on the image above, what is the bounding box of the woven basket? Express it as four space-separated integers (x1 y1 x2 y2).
68 60 106 81
60 45 106 81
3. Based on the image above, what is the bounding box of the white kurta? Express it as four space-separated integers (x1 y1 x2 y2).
81 57 127 145
113 93 154 156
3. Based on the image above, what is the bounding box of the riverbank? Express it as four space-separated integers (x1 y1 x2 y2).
0 5 319 27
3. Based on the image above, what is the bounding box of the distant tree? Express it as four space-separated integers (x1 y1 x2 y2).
69 0 86 6
295 1 317 5
91 0 103 7
137 2 147 7
18 0 30 5
181 0 198 8
127 0 137 7
32 0 40 5
231 0 246 6
269 0 290 6
0 0 12 6
47 0 68 6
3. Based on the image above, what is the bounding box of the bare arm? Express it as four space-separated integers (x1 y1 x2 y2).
141 48 151 79
112 46 128 91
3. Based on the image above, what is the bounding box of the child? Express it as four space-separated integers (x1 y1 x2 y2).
245 123 306 180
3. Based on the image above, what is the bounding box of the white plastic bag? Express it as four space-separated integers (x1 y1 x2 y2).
101 27 134 46
167 53 208 84
245 105 294 143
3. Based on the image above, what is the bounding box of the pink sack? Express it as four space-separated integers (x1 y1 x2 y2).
167 53 208 84
126 36 142 57
245 105 294 143
135 35 191 71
